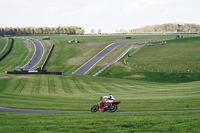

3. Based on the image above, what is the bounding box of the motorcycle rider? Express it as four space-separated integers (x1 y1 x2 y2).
101 94 115 108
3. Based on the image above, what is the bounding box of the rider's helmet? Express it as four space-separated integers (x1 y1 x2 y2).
108 94 112 99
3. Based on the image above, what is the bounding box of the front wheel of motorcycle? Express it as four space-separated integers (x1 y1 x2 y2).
109 104 118 112
91 105 99 112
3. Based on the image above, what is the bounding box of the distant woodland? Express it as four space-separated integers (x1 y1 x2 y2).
0 26 84 35
129 23 200 33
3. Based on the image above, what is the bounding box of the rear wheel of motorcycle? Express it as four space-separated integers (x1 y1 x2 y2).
109 104 118 112
91 105 99 112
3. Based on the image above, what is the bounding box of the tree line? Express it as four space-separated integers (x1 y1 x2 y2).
129 23 200 33
0 26 84 35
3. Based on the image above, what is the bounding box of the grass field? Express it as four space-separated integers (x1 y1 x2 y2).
0 74 199 111
0 34 200 132
127 37 200 71
0 112 199 132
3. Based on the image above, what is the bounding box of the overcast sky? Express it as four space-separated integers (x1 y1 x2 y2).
0 0 199 33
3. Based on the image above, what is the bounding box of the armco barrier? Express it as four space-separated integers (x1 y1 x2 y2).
41 44 54 70
7 70 62 75
0 38 14 61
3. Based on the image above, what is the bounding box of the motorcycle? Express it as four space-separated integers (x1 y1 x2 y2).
91 97 121 112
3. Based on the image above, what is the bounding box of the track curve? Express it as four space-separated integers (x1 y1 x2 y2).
23 38 44 71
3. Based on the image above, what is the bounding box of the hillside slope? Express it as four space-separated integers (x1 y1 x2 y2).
100 36 200 82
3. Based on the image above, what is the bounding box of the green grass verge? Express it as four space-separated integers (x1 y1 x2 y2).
0 38 34 73
0 37 7 52
0 112 199 132
0 38 11 59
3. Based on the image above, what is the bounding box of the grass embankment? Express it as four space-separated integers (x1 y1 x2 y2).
0 38 34 73
0 112 199 132
101 37 200 82
0 74 199 111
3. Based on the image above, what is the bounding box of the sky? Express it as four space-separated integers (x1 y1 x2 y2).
0 0 200 33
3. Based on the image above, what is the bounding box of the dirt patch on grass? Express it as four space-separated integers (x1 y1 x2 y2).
98 46 131 67
41 40 51 47
0 106 7 109
67 44 102 65
114 62 132 71
67 56 89 65
0 75 31 79
25 40 33 52
16 76 32 79
0 76 8 79
133 44 143 50
124 74 146 79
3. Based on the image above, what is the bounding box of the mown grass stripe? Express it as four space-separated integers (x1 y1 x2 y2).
48 76 56 94
39 76 49 94
112 83 132 92
67 78 81 94
21 78 34 94
54 76 65 94
108 83 127 93
2 78 17 93
78 80 97 94
72 78 88 93
83 80 102 93
14 78 27 94
91 82 110 94
32 77 40 94
100 82 116 93
12 78 22 94
60 77 72 93
103 82 124 93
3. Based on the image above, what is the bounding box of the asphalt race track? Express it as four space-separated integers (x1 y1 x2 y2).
23 38 44 71
0 107 200 113
73 41 133 75
0 107 86 113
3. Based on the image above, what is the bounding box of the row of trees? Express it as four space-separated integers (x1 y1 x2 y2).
91 28 102 34
129 23 200 33
0 26 84 35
